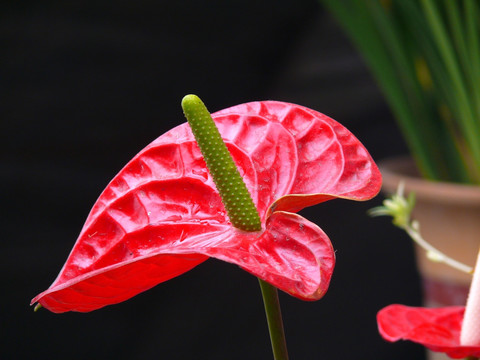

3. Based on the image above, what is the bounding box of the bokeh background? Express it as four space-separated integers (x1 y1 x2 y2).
3 1 424 358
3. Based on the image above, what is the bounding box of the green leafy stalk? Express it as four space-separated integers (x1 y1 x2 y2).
369 183 473 274
181 94 288 360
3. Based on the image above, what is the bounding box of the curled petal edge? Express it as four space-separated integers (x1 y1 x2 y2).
268 186 382 217
208 211 335 301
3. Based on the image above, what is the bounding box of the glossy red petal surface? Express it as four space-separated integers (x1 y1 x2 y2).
204 211 335 301
32 101 380 312
33 210 334 313
377 305 480 358
213 101 382 213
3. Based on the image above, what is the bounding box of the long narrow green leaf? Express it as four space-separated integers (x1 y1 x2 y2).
366 1 452 176
321 0 450 180
465 0 480 131
320 0 480 183
400 0 472 182
321 0 441 179
421 0 480 173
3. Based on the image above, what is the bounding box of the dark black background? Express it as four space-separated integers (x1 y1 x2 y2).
2 1 424 359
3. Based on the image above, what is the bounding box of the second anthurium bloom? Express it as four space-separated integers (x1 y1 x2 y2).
375 189 480 359
377 252 480 359
32 97 381 313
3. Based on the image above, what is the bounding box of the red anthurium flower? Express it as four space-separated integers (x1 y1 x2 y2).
378 304 480 358
32 101 381 313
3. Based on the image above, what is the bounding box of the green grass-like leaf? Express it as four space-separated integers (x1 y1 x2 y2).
320 0 480 184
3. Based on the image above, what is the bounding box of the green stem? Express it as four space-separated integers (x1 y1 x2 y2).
403 221 473 275
181 94 289 360
258 279 289 360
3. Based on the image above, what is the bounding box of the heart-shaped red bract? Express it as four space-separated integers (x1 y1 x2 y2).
378 304 480 358
32 101 381 313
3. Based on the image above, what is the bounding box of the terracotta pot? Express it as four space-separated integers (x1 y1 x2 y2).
380 157 480 359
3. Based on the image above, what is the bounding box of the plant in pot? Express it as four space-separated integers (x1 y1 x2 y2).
320 0 480 299
319 1 480 359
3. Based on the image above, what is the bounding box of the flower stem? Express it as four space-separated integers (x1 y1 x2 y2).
404 221 473 274
369 183 473 274
181 94 289 360
258 279 289 360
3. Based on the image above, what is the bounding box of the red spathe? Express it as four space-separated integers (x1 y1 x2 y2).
378 304 480 358
32 101 381 313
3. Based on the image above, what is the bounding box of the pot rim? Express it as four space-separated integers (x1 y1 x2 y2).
379 156 480 205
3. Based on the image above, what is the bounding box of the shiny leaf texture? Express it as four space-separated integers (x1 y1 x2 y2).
32 101 381 313
378 304 480 358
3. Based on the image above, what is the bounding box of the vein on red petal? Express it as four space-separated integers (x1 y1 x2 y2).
88 142 217 220
33 252 209 313
248 124 297 218
326 121 380 197
214 101 380 214
51 178 228 285
289 116 343 194
83 138 259 228
212 113 298 218
194 212 335 300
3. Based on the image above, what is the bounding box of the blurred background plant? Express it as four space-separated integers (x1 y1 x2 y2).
320 0 480 184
